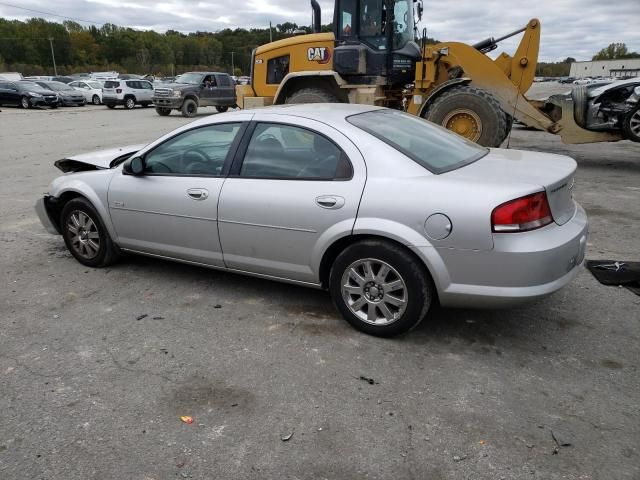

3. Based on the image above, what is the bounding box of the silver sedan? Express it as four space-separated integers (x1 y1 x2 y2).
35 104 588 336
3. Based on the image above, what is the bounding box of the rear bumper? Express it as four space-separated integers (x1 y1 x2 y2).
414 204 589 308
102 96 124 105
152 97 182 108
35 196 60 235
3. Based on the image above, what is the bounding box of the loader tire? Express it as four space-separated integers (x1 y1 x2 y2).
424 86 508 147
571 85 589 129
285 87 339 104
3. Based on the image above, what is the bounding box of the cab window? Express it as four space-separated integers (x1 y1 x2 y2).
143 123 242 176
267 55 290 85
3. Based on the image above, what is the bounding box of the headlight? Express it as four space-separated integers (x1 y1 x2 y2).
173 90 182 97
28 92 43 97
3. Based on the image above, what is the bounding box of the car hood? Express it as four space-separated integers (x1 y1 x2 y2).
54 144 145 173
155 82 198 90
446 148 578 225
24 87 57 96
588 79 640 98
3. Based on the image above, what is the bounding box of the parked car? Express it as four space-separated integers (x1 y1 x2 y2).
68 80 104 105
571 78 640 142
152 71 236 117
35 104 588 337
102 79 154 109
52 76 75 84
35 81 86 106
0 72 23 81
0 80 58 108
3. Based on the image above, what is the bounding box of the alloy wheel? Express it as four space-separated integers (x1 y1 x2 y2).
630 110 640 137
66 210 100 260
341 258 408 325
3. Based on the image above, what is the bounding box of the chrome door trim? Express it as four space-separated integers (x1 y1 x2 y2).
218 218 317 233
110 205 216 222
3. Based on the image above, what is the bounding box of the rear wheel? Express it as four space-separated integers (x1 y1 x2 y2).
329 239 434 337
424 85 508 147
622 105 640 143
60 198 118 268
181 98 198 117
285 87 340 104
20 96 31 109
215 106 228 113
155 107 171 116
92 95 101 105
124 97 136 109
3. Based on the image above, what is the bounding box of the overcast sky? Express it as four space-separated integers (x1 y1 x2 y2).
1 0 639 62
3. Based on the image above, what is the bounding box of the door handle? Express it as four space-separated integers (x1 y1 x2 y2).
187 188 209 200
316 195 345 209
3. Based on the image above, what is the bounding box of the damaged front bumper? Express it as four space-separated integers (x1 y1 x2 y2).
35 195 60 235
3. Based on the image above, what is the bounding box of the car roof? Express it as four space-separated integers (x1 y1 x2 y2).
238 103 383 121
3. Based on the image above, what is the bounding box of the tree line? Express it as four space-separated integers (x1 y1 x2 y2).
0 18 330 76
1 17 637 78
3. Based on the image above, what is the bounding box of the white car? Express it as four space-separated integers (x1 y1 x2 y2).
69 80 104 105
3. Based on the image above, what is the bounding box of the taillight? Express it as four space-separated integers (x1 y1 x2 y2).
116 88 122 93
491 192 553 233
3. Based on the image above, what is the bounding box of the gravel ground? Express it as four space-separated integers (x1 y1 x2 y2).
1 98 639 480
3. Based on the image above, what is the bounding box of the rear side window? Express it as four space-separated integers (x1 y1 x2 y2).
267 55 290 85
104 81 120 88
126 81 139 89
240 123 352 180
347 109 488 174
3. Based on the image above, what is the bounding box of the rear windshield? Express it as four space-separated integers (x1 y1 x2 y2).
104 81 120 88
347 109 488 174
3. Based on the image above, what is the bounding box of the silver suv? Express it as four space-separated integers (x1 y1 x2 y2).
102 80 154 109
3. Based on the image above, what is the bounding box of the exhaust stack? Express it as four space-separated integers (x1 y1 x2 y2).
311 0 321 33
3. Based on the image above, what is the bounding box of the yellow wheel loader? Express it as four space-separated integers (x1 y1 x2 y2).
236 0 621 147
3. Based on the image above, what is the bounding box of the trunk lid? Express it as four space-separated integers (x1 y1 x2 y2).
54 144 145 172
448 148 577 225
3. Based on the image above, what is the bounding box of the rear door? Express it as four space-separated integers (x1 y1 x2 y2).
102 80 119 100
215 74 235 105
217 114 366 283
108 118 251 265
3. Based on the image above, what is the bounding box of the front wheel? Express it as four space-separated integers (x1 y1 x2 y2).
60 198 119 268
424 85 508 147
124 97 136 109
215 106 228 113
20 96 31 109
623 105 640 143
181 99 198 117
329 240 435 337
92 95 101 105
155 107 171 116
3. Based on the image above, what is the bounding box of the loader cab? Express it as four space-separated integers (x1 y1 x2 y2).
332 0 421 85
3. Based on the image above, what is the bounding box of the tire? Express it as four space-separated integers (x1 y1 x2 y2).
571 85 588 129
141 102 151 108
92 95 100 105
181 98 198 117
20 96 31 109
424 85 508 147
216 106 229 113
285 87 340 104
50 104 58 109
106 104 116 109
155 107 171 116
60 198 119 268
622 105 640 143
124 97 136 109
329 239 435 337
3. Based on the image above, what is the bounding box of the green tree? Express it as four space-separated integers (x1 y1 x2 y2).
592 43 640 60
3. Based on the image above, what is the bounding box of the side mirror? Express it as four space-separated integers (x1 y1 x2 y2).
123 157 145 175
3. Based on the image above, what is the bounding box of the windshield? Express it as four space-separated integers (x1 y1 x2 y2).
46 82 73 91
175 73 204 85
18 81 40 89
392 0 413 49
357 0 414 50
347 109 488 174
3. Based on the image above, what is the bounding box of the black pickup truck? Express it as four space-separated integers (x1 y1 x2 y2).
152 71 236 117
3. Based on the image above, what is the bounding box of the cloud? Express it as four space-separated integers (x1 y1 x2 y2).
1 0 639 61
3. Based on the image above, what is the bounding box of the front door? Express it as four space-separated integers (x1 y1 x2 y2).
108 120 248 266
217 114 367 284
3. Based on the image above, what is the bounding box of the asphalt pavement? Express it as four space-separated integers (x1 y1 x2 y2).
1 98 639 480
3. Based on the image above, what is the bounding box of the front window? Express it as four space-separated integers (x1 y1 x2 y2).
174 73 204 85
360 0 387 50
347 109 488 174
87 81 102 89
392 0 413 50
144 123 242 176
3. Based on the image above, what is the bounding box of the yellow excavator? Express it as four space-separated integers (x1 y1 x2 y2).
236 0 620 147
